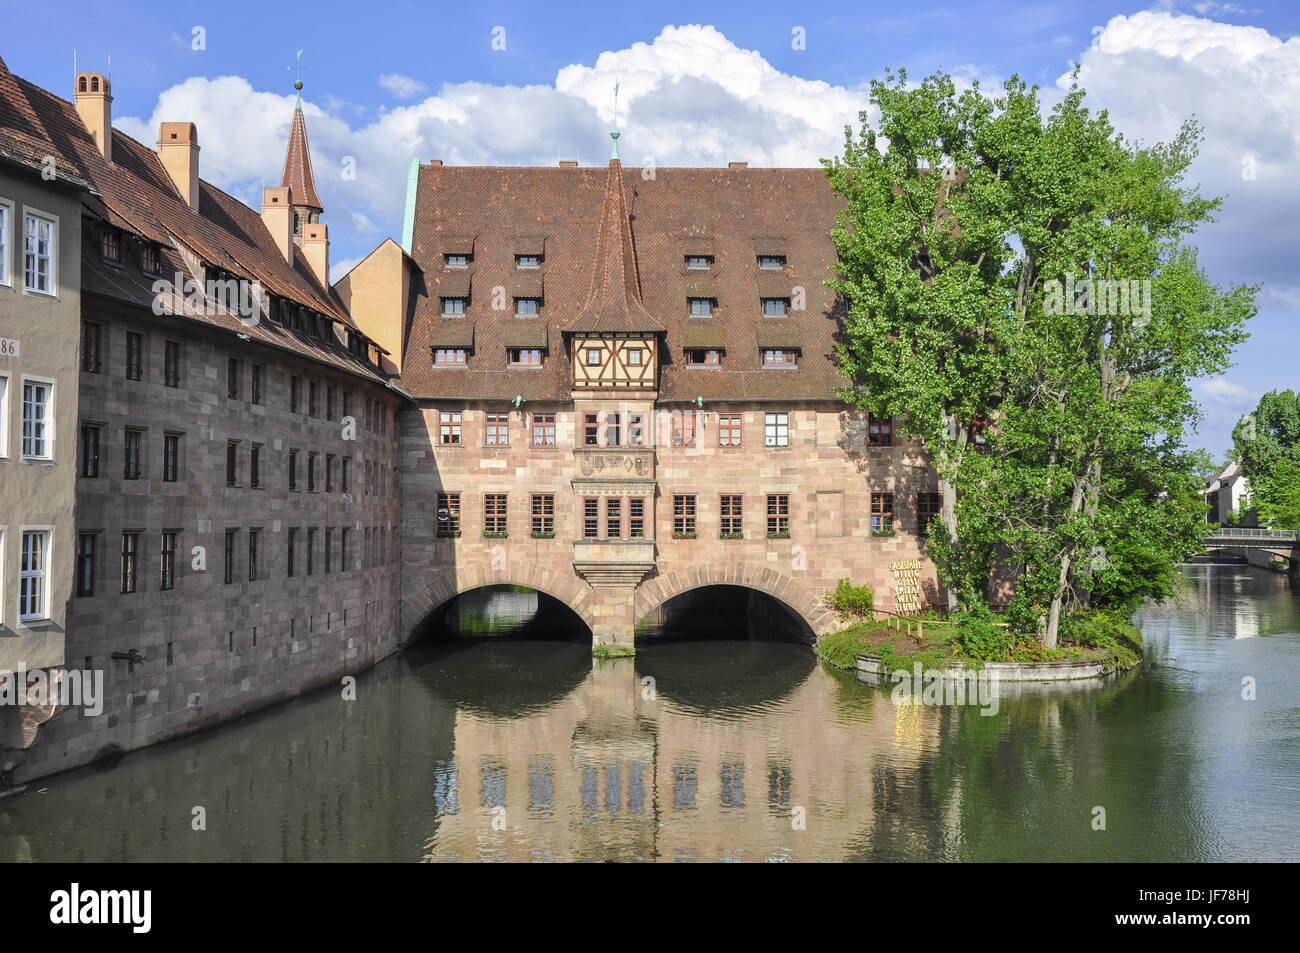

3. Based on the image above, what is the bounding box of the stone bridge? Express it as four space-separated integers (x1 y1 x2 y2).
1204 529 1299 573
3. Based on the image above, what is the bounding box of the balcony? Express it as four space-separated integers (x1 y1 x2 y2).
572 537 657 588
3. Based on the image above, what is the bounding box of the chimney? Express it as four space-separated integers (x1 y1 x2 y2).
428 159 443 167
299 222 330 289
74 72 112 162
261 186 294 266
728 161 748 170
559 160 578 167
157 122 200 211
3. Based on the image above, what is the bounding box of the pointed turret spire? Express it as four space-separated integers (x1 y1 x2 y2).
565 153 664 334
280 50 322 214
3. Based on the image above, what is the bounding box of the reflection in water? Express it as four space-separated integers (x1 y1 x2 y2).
2 566 1296 862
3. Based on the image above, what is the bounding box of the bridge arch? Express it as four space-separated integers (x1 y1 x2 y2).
402 564 596 644
632 565 840 641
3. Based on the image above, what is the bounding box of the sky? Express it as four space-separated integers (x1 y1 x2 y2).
3 0 1296 461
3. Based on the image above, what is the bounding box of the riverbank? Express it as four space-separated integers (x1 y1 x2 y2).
818 609 1144 677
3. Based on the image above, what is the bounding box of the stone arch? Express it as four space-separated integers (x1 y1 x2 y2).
402 563 595 644
632 564 840 639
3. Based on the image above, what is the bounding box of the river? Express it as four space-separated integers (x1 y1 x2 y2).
2 564 1296 862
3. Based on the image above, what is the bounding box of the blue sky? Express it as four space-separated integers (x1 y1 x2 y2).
4 0 1296 460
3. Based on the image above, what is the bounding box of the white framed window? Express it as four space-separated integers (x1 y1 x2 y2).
0 372 8 458
20 375 54 460
19 528 52 622
0 199 12 287
0 528 5 626
764 411 790 448
23 209 57 295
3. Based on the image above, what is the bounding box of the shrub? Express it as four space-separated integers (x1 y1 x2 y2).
817 625 877 669
826 578 874 620
955 604 1013 661
1060 609 1143 670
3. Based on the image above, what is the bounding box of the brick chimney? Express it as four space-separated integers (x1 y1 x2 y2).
261 186 294 266
74 72 112 162
157 122 200 211
299 222 330 289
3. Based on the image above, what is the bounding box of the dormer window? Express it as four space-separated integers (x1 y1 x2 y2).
686 255 713 270
434 348 468 366
688 297 714 317
101 229 122 264
515 297 540 316
758 255 786 270
515 255 540 269
509 348 543 366
762 298 788 316
141 243 161 275
442 297 466 316
762 349 798 367
686 348 721 366
626 348 644 366
584 348 603 366
445 254 469 268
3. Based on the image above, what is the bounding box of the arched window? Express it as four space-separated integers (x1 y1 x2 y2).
90 76 99 92
78 76 88 93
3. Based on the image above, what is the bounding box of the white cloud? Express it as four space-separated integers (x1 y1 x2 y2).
378 73 429 100
1197 377 1251 404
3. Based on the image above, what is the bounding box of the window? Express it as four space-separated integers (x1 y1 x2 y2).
288 449 299 490
583 498 599 538
685 349 720 366
226 441 239 486
224 530 236 583
123 428 143 479
442 297 466 315
672 411 696 448
445 253 468 268
160 532 176 590
23 212 55 294
597 498 617 538
81 322 102 373
0 374 6 458
508 348 542 366
290 376 300 413
629 498 645 538
484 494 508 535
343 390 352 420
19 530 50 619
164 340 180 387
287 529 297 577
532 412 556 446
584 347 603 366
583 413 599 447
250 444 262 488
766 494 790 537
673 495 697 538
871 493 895 536
531 494 554 536
758 255 786 270
718 413 742 447
306 529 316 576
970 415 989 447
628 412 647 446
918 491 942 535
141 244 161 275
309 380 319 417
21 379 53 459
163 433 180 482
515 255 540 269
439 410 462 445
868 412 893 447
76 534 96 596
307 452 318 491
685 255 712 270
437 493 461 538
485 412 509 446
514 297 539 315
434 348 467 366
0 203 8 285
101 229 122 263
125 331 143 381
764 412 789 448
324 384 335 421
340 528 349 571
325 453 335 492
341 457 351 493
324 529 333 574
252 365 264 405
79 425 100 477
688 298 713 316
721 495 743 536
121 532 139 594
762 298 788 316
762 349 798 367
227 358 240 399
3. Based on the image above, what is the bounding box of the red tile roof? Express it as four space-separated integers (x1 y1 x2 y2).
0 55 91 188
280 106 322 211
401 161 849 402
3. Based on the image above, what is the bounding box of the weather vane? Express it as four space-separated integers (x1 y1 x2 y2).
610 80 621 160
288 48 305 103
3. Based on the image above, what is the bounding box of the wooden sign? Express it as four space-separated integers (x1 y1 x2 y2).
890 559 923 615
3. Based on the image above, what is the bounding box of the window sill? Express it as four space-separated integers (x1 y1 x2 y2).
530 532 556 539
720 533 744 540
767 532 791 540
672 533 698 540
483 532 508 539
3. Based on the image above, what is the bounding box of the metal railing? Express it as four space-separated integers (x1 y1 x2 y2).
1207 528 1300 541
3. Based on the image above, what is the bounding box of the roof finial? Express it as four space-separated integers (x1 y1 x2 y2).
609 80 621 161
290 48 304 107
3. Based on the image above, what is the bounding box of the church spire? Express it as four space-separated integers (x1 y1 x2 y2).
280 49 322 215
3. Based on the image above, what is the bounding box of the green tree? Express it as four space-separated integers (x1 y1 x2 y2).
1233 390 1300 528
1254 458 1300 529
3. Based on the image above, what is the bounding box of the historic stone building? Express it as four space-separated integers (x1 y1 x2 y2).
0 59 944 783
